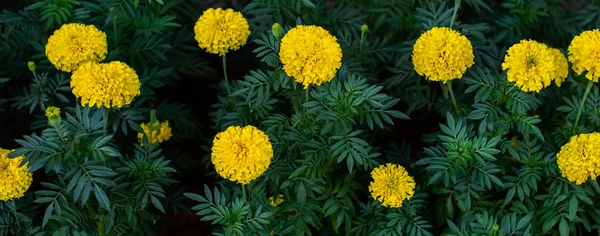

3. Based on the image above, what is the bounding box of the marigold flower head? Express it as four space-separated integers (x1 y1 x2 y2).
0 148 33 201
194 8 250 56
550 48 569 87
137 121 172 145
502 40 555 92
71 61 140 108
211 125 273 185
45 23 107 72
412 27 475 83
45 106 61 119
556 132 600 184
368 163 416 208
568 29 600 82
279 25 342 89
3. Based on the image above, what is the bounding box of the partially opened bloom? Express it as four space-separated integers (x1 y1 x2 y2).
279 25 342 88
269 194 284 207
502 40 554 92
138 121 172 145
194 8 250 56
45 106 60 119
549 48 569 87
368 163 416 208
211 125 273 185
71 61 140 108
45 23 107 72
0 148 33 201
556 132 600 184
568 29 600 82
412 27 475 83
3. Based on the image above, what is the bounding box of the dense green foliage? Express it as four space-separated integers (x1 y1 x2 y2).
2 0 600 235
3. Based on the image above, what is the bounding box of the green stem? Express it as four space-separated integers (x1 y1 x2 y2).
222 55 232 96
450 0 461 28
574 80 594 130
446 81 459 113
102 108 109 133
241 185 247 203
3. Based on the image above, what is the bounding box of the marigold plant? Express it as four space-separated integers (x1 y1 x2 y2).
6 1 600 236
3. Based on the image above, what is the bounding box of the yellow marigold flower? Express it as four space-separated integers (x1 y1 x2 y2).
0 148 33 201
568 29 600 82
368 163 416 208
549 48 569 87
211 125 273 185
193 8 250 56
137 121 172 145
71 61 140 108
279 25 342 89
45 23 107 72
412 27 475 83
556 132 600 184
45 106 60 119
269 194 284 207
502 40 554 92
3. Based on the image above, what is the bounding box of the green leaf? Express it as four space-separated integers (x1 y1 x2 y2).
94 187 111 211
297 183 307 207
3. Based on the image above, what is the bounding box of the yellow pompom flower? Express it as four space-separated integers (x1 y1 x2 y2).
549 48 569 87
45 23 107 72
211 125 273 185
568 29 600 82
412 27 475 83
279 25 343 89
71 61 140 108
502 40 554 92
45 106 60 119
194 8 250 56
137 121 172 145
368 163 416 208
556 132 600 184
0 148 33 201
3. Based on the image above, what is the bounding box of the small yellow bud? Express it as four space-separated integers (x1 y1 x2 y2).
27 61 36 72
361 24 368 34
45 106 62 127
272 23 282 39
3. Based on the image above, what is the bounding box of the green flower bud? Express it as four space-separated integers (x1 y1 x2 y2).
27 61 36 72
149 109 160 131
361 24 368 34
272 23 282 39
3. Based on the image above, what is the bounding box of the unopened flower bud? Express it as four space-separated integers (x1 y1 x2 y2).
27 61 36 72
272 23 282 39
361 24 368 34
